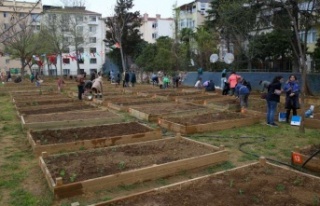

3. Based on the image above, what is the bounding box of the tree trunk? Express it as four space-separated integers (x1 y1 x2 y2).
299 61 307 133
119 45 126 72
59 53 63 77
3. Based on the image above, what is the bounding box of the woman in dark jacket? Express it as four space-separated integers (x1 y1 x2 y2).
283 75 300 123
266 76 284 127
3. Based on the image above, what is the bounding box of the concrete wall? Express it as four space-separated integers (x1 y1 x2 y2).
182 72 320 95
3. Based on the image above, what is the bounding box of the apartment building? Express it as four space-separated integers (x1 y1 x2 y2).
140 13 174 43
0 0 42 75
176 0 211 32
42 5 106 76
0 0 105 76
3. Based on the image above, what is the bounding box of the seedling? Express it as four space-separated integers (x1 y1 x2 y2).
59 169 65 177
229 180 234 188
293 177 304 186
69 173 77 182
276 184 285 192
118 161 126 170
238 189 244 195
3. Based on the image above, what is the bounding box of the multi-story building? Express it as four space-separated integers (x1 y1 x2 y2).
42 5 106 76
0 0 105 76
0 0 42 75
140 13 174 43
176 0 211 32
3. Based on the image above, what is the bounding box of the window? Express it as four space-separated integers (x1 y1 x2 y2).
152 22 157 28
89 37 96 43
78 58 84 64
61 26 70 32
75 37 84 43
90 47 97 53
63 58 70 64
31 14 41 22
299 29 318 43
3 12 7 18
90 58 97 64
89 16 96 22
80 69 85 74
90 69 97 73
78 47 84 53
19 13 24 17
62 47 70 53
31 25 41 31
3 23 8 30
76 16 83 22
63 37 71 43
49 14 56 21
89 26 97 33
200 3 206 10
76 26 83 33
63 69 70 75
152 33 157 39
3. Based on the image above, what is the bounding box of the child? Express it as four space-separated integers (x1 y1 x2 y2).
57 77 65 92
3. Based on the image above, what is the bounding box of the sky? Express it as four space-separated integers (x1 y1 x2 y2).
86 0 192 18
21 0 192 18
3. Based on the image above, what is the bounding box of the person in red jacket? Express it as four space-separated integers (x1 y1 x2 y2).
228 71 241 96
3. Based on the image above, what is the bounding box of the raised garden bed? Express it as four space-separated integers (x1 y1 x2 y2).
158 112 260 134
176 94 226 104
304 113 320 129
129 103 208 122
39 137 228 198
205 98 241 112
18 103 94 116
28 122 162 155
154 91 205 101
93 159 320 206
12 94 66 102
15 98 74 107
108 99 167 112
21 110 124 130
291 145 320 173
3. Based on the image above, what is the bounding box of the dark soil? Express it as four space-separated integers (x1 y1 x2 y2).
111 99 166 106
131 103 206 114
181 95 223 101
166 112 245 126
13 95 65 101
15 98 74 107
24 110 117 122
20 104 93 115
106 164 320 206
17 102 85 110
43 138 217 184
31 122 152 145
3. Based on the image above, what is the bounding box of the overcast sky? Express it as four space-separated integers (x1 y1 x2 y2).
86 0 192 18
21 0 192 18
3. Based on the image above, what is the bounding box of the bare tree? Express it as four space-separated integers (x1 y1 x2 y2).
60 0 86 7
2 18 44 76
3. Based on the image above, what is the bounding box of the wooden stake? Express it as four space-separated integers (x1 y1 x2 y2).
56 177 63 186
259 156 267 166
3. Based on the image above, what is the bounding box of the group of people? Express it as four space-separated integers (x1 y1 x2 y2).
151 71 182 89
265 75 300 127
197 68 302 127
76 71 103 100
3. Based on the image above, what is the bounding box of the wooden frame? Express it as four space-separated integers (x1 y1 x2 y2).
21 110 124 130
39 137 228 199
291 146 320 172
91 158 320 206
158 113 260 134
27 122 162 155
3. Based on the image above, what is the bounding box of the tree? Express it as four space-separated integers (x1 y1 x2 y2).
2 18 44 76
105 0 142 72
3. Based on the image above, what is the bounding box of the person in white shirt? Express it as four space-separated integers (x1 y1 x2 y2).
194 78 202 89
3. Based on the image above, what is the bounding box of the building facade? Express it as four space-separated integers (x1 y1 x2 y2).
42 5 106 76
0 1 105 76
0 0 42 75
176 0 211 32
140 13 174 44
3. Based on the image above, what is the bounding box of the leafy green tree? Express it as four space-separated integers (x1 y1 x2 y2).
135 43 157 71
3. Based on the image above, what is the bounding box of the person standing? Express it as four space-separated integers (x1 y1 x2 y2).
130 71 136 87
221 68 227 90
228 71 240 96
283 75 300 123
124 70 130 87
30 72 35 83
76 73 85 100
57 77 65 92
266 76 284 127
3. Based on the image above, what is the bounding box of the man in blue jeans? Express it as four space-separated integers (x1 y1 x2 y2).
266 76 283 127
